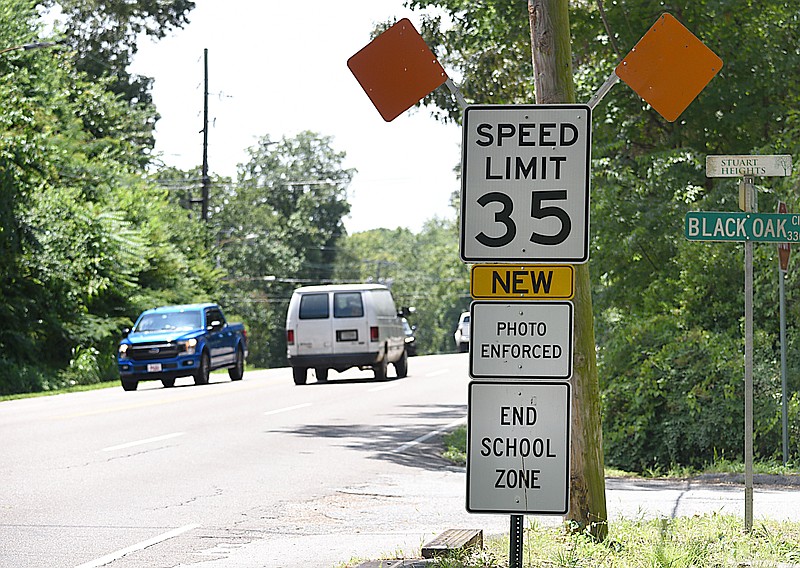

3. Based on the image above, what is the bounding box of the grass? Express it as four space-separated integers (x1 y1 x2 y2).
0 379 121 401
336 515 800 567
0 367 249 402
422 514 800 568
443 425 468 466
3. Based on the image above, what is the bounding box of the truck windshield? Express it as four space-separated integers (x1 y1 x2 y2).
134 311 202 333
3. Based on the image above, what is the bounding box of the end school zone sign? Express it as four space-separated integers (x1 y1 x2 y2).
459 105 591 263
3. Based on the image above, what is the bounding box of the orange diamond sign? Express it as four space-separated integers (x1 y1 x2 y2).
348 18 447 122
615 13 723 122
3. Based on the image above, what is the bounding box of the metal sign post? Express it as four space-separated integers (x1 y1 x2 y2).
694 154 793 532
742 175 755 533
777 201 791 466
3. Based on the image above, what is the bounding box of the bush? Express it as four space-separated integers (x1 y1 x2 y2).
57 345 102 387
0 359 48 395
600 314 794 472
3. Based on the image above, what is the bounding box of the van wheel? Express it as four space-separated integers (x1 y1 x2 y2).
393 349 408 379
293 367 308 385
373 357 388 380
315 368 328 382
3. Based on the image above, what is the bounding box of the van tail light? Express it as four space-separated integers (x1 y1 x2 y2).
287 329 295 345
370 326 379 342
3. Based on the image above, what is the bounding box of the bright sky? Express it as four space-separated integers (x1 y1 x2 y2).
129 0 462 235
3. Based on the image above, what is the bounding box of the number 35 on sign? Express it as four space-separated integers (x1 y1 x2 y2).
459 105 591 263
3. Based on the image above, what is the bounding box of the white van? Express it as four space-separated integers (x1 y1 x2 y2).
285 284 410 385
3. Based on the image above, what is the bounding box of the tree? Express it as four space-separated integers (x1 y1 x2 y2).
334 220 470 356
0 0 216 394
400 0 800 472
40 0 195 102
528 0 607 539
214 131 354 367
39 0 196 157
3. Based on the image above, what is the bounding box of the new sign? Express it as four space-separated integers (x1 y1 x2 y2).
470 264 574 300
685 211 800 242
460 105 591 263
467 381 570 515
469 301 574 379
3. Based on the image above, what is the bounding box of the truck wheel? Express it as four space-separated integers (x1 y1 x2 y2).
161 378 175 388
314 368 328 382
228 347 244 381
121 379 138 391
393 349 408 379
373 356 388 381
293 367 308 385
194 352 210 385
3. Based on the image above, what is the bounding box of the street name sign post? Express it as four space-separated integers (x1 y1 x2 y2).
467 381 571 515
470 264 574 300
469 301 574 379
777 202 791 466
691 154 793 532
460 104 591 263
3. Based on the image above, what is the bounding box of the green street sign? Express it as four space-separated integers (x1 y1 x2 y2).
685 211 800 242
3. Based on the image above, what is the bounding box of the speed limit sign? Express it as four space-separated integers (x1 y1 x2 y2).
459 105 591 263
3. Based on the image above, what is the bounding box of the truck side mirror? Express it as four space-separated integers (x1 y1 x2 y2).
398 306 416 317
121 328 130 338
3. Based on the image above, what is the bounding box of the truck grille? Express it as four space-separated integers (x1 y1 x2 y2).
129 341 181 361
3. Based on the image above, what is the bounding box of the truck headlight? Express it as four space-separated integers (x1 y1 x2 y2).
118 344 129 358
179 338 198 355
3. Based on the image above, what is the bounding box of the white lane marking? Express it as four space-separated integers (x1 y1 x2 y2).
102 432 184 452
263 402 312 416
74 524 199 568
425 369 448 377
392 417 467 454
368 382 401 392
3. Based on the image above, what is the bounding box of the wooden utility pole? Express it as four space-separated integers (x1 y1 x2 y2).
528 0 608 540
201 47 210 221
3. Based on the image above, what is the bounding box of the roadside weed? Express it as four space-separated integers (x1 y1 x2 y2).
424 514 800 568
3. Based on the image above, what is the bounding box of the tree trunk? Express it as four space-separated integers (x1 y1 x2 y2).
528 0 608 540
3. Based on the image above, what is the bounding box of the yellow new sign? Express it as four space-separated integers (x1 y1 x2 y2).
470 264 574 300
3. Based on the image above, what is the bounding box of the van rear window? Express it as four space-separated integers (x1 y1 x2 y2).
299 294 329 319
334 292 364 318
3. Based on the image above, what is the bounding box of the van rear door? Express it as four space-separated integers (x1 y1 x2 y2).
295 292 333 356
331 291 370 356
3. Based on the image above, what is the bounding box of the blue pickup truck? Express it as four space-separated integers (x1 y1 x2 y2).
117 303 248 391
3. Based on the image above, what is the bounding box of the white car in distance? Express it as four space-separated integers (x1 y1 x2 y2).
454 311 470 353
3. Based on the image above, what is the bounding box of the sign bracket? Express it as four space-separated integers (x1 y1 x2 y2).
445 77 468 110
587 70 619 110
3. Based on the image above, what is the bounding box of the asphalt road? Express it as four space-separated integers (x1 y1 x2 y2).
2 353 799 568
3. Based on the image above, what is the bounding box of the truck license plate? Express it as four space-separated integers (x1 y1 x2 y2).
147 363 162 373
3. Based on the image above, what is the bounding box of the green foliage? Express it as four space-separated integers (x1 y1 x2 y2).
0 0 215 394
213 131 354 368
441 425 467 466
419 515 800 568
394 0 800 471
333 219 470 355
41 0 195 118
